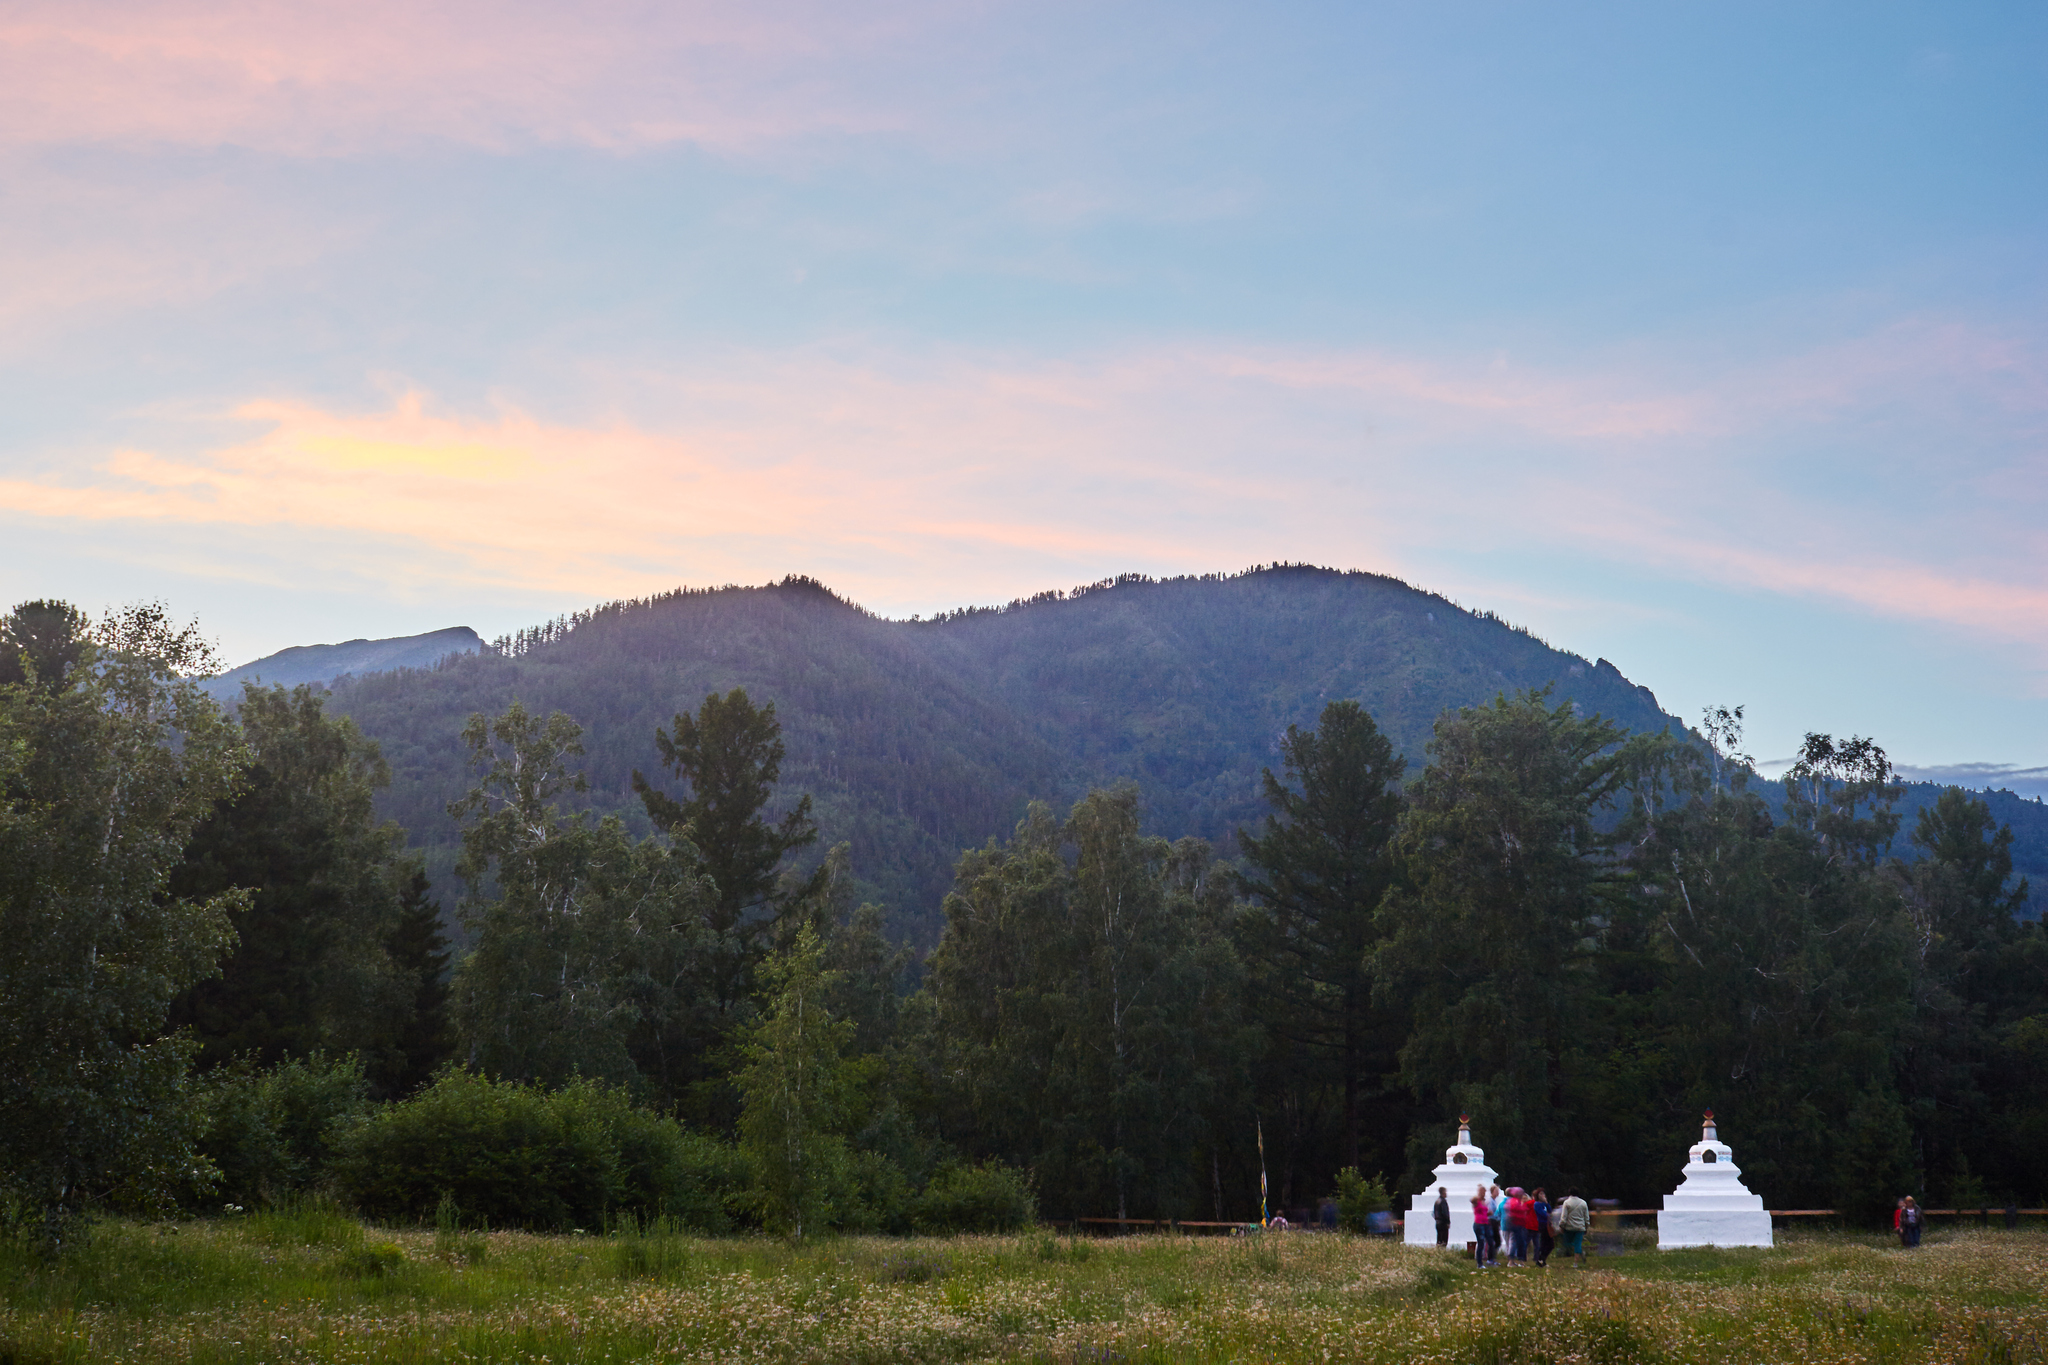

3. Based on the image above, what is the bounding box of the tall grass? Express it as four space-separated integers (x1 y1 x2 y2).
2 1220 2043 1363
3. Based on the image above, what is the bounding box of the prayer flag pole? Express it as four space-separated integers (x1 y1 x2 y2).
1257 1118 1269 1227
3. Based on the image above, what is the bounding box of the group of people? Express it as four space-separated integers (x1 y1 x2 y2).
1431 1183 1591 1269
1894 1196 1923 1248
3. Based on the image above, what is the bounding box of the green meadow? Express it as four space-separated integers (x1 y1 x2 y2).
3 1216 2043 1365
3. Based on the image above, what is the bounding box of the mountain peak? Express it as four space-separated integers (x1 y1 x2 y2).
206 626 484 697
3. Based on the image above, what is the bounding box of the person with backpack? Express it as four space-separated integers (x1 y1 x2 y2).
1557 1188 1591 1269
1531 1188 1554 1268
1900 1195 1923 1248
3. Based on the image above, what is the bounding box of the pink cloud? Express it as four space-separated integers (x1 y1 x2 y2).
0 1 947 155
0 365 1375 612
1744 317 2048 422
0 160 367 346
2 335 2041 662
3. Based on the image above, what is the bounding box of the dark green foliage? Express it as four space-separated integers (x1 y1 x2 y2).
194 1054 372 1209
1377 688 1675 1191
825 896 916 1059
383 871 453 1095
0 600 90 690
635 687 823 937
911 1162 1037 1233
629 688 830 1122
0 602 248 1243
1237 700 1408 1190
608 1106 754 1236
923 788 1256 1221
333 1071 746 1232
1895 788 2040 1207
736 927 859 1239
167 683 418 1078
1620 723 1918 1214
448 702 715 1093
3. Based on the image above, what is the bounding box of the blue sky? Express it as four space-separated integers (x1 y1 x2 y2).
1 1 2043 776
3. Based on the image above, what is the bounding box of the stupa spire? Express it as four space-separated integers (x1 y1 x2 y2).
1701 1109 1716 1142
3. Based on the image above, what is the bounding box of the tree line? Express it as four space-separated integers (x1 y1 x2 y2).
4 598 2044 1247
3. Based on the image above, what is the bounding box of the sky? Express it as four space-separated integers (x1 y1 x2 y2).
1 1 2044 779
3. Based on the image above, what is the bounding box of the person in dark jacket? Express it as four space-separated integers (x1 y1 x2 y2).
1531 1188 1554 1267
1433 1188 1451 1247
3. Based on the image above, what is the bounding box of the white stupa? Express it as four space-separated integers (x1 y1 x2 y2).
1404 1115 1501 1246
1656 1110 1773 1249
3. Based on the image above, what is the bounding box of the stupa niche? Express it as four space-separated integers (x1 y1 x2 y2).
1403 1116 1501 1247
1656 1110 1773 1249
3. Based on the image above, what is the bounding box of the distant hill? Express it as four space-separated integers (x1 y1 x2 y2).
311 568 2045 941
206 626 484 699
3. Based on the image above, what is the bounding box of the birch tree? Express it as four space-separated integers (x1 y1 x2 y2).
0 602 249 1245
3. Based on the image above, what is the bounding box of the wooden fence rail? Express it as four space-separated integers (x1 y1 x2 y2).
1068 1209 2048 1232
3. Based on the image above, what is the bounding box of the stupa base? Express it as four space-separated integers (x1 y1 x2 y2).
1402 1199 1448 1246
1657 1209 1773 1249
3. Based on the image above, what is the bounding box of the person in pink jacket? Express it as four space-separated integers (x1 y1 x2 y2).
1470 1184 1496 1267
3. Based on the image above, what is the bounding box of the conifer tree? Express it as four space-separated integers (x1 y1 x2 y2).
631 688 828 1122
383 869 453 1094
1237 700 1407 1174
634 688 824 942
167 683 414 1070
1376 687 1666 1189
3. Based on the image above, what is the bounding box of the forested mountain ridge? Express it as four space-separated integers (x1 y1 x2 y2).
317 567 1672 940
317 566 2044 940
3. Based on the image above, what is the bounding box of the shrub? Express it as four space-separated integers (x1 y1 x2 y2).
839 1147 915 1234
912 1161 1036 1233
333 1071 746 1232
607 1100 751 1234
196 1054 371 1209
1333 1167 1391 1233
